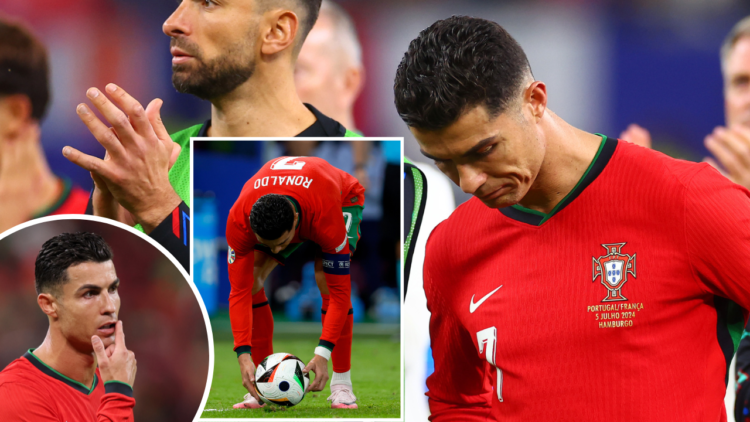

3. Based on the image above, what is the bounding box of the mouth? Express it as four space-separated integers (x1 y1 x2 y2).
170 47 194 65
97 321 117 337
480 185 510 202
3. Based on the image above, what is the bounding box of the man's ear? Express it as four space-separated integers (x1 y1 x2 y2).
37 292 59 319
260 10 299 57
524 80 547 124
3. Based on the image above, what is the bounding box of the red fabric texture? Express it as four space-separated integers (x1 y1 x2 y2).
251 290 274 366
0 356 135 421
226 157 363 351
424 141 750 421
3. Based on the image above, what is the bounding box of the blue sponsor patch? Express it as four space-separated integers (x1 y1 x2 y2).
322 252 350 275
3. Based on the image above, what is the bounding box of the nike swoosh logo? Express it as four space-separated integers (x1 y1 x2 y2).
469 286 503 313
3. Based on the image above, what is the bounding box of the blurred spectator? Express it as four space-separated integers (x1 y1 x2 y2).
293 0 370 189
0 17 88 233
620 16 750 190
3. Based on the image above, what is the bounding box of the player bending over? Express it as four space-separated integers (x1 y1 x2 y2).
0 232 137 421
227 156 363 410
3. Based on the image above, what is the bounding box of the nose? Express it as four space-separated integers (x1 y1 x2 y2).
163 0 191 38
456 164 486 195
101 291 117 315
272 245 283 254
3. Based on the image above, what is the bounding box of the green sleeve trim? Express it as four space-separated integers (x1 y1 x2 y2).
104 380 133 389
344 129 362 138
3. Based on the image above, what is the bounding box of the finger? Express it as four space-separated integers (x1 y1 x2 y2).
145 98 170 141
85 87 137 144
169 143 181 170
114 320 126 350
76 103 126 158
63 146 111 177
104 84 155 139
91 335 109 366
105 343 116 358
712 127 750 169
706 134 743 176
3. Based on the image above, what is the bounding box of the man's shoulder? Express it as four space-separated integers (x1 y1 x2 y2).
170 123 205 146
0 356 38 386
613 140 707 188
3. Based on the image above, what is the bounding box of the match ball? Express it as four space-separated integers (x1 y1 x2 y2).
254 353 310 407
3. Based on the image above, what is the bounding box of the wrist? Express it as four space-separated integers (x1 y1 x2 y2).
314 346 331 361
135 189 181 234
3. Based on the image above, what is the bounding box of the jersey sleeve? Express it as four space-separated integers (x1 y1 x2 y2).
148 201 191 273
685 165 750 311
423 225 494 421
226 212 257 355
0 382 58 421
97 381 136 421
313 203 353 357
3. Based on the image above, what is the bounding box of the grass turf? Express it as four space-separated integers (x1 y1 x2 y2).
202 334 400 418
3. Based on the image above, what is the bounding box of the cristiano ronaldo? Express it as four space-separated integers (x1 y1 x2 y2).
0 232 137 421
395 16 750 422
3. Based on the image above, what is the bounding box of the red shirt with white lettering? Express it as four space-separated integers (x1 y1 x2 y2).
226 156 364 354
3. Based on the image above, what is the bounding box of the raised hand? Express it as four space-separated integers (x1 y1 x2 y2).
619 123 652 148
64 84 182 233
704 125 750 189
91 321 137 386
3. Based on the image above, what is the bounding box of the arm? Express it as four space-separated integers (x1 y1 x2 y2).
97 384 136 422
685 165 750 309
147 201 190 272
423 229 493 421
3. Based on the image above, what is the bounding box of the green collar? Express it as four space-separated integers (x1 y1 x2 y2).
32 177 72 219
24 349 98 395
500 134 617 226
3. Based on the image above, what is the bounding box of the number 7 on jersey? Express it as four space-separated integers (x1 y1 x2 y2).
477 327 503 402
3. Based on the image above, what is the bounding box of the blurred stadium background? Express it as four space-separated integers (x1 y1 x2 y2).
0 219 209 422
5 0 750 419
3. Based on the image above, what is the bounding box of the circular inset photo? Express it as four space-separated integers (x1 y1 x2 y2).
0 217 211 421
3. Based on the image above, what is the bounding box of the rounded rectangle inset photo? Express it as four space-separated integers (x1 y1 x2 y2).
0 216 211 422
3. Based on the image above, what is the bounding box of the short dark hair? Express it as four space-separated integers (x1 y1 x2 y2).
394 16 532 131
294 0 323 50
250 194 295 240
0 17 50 121
35 232 114 295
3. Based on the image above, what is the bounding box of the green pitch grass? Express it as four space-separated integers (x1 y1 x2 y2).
202 317 401 419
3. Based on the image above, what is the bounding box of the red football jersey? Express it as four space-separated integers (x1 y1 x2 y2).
226 156 364 354
0 350 135 421
35 178 89 217
424 137 750 422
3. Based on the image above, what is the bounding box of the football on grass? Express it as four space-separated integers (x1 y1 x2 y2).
254 353 310 407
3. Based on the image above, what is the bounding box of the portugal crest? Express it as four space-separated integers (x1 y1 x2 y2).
592 243 636 302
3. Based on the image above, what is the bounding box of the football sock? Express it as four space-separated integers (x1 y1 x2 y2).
332 312 353 373
331 370 353 388
251 289 274 367
321 294 353 374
